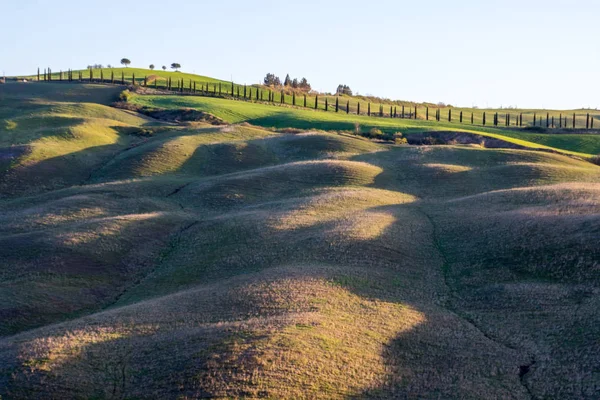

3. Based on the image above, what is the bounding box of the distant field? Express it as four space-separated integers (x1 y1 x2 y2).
129 93 600 156
21 68 600 129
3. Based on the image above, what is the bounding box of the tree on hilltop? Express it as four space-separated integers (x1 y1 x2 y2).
121 58 131 67
299 77 311 91
336 84 352 96
284 74 292 87
149 64 155 70
171 63 181 72
162 66 167 71
263 73 282 87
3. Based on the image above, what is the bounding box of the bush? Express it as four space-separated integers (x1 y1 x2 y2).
591 155 600 166
119 89 133 102
368 128 383 138
394 133 407 145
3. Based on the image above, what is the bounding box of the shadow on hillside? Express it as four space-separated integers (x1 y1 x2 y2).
244 111 437 135
0 142 128 199
0 195 533 398
1 142 599 398
0 82 123 105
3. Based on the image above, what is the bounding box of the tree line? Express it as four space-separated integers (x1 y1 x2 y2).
264 73 311 91
85 59 182 72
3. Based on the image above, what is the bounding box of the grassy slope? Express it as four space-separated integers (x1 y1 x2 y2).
1 83 599 399
20 67 600 126
130 93 600 156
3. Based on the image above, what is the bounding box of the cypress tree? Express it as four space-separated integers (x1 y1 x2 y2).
533 113 536 126
368 103 371 116
293 92 296 106
281 91 285 104
132 73 136 86
257 88 259 100
315 95 318 109
357 102 360 115
394 106 397 118
304 94 307 108
551 115 554 128
325 98 328 111
335 97 339 112
573 113 576 129
100 70 104 83
471 112 474 124
390 105 393 118
402 105 405 118
90 68 93 82
348 101 351 114
379 104 383 117
559 114 562 128
448 109 452 122
37 68 40 82
546 113 549 128
586 114 590 129
219 83 222 95
121 72 124 85
426 107 429 120
414 106 417 119
483 112 486 125
460 111 463 123
244 85 247 98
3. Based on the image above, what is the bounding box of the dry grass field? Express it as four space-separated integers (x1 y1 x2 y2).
1 83 599 399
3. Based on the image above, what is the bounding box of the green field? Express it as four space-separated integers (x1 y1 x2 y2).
129 91 600 157
1 82 599 399
21 67 600 130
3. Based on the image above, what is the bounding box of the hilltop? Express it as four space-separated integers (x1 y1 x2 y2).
0 82 599 399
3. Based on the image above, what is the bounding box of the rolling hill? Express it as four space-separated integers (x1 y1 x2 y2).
0 81 599 399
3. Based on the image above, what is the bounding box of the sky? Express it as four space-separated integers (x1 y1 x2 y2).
1 0 598 109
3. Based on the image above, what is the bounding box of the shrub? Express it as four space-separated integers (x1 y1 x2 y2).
368 128 383 138
591 155 600 166
119 89 133 102
394 132 407 144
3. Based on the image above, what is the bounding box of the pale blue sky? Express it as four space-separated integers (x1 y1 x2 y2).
2 0 598 109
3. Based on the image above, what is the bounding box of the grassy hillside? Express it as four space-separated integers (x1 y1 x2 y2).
129 93 600 156
1 82 599 399
21 67 600 127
